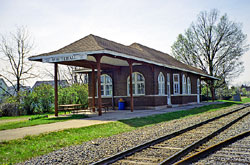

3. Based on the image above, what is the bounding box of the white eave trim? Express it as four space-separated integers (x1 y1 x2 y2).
28 51 103 61
29 50 219 80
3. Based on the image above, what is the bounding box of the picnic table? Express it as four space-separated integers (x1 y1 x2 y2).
58 104 84 114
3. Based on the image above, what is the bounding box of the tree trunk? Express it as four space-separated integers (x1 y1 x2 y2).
209 80 215 102
16 77 21 104
17 77 20 93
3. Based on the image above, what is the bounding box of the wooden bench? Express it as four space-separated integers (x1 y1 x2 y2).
90 103 112 113
58 104 84 114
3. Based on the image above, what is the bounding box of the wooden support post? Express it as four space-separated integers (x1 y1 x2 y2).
211 80 215 102
128 60 134 112
212 87 215 102
206 81 209 102
54 63 58 117
95 55 102 116
91 65 96 112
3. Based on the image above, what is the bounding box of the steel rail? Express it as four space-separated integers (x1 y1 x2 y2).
92 104 249 165
174 130 250 165
159 110 250 164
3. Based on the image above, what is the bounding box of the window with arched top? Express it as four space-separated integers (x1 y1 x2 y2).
182 74 187 94
127 72 145 95
187 77 191 94
158 72 165 95
98 74 112 96
173 74 180 94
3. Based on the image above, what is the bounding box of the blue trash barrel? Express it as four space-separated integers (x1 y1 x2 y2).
118 101 125 110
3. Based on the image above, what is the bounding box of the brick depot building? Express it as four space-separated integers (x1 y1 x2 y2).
29 34 217 116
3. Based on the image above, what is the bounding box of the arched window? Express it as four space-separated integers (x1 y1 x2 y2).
173 74 180 94
187 77 191 94
127 72 145 95
158 72 165 95
182 74 187 94
99 74 112 96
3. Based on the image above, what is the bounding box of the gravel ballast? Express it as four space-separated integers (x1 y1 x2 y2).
21 105 247 164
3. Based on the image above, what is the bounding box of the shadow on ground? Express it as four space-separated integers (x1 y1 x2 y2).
47 114 88 121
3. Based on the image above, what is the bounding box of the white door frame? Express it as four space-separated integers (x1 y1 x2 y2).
197 78 200 103
167 73 171 105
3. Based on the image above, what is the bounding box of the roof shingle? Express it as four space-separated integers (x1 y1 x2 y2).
30 34 210 77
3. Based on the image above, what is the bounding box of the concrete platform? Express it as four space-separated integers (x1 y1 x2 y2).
85 102 223 121
0 102 222 142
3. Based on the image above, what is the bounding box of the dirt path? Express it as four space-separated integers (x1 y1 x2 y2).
0 102 224 142
0 119 111 141
0 117 29 124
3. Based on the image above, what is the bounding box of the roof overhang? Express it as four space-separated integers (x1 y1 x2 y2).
29 50 219 80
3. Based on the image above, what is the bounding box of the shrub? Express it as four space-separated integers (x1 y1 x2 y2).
0 103 24 116
1 95 26 116
58 84 88 108
2 83 88 116
21 84 54 114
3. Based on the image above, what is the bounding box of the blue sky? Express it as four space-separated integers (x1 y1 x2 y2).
0 0 250 86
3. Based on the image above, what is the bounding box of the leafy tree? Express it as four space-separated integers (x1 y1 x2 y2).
58 84 88 107
216 85 231 99
21 84 54 114
241 88 247 96
230 86 241 95
171 9 249 100
201 84 211 97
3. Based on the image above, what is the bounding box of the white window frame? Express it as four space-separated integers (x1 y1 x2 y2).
187 77 191 94
158 72 165 95
173 74 180 95
97 74 113 97
182 74 187 94
127 72 145 96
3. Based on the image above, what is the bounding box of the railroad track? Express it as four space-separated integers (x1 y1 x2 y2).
92 104 250 165
176 130 250 164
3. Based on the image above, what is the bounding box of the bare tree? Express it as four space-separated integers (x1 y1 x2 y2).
0 26 36 95
43 65 86 85
171 9 249 99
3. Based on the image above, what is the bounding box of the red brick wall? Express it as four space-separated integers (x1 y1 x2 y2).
88 64 200 108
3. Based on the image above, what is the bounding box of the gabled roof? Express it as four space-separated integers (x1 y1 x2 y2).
129 43 205 75
0 78 8 88
33 35 103 57
29 34 217 79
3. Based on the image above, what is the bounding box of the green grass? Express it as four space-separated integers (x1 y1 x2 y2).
0 112 66 120
240 97 250 103
0 101 240 164
0 115 32 120
217 97 250 104
0 114 88 131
